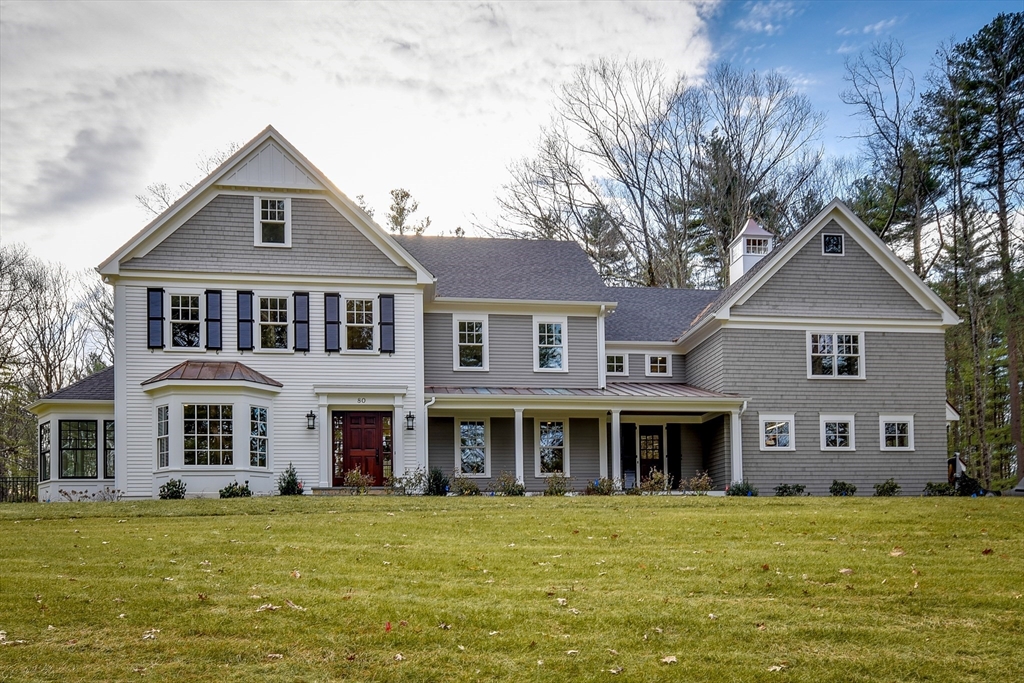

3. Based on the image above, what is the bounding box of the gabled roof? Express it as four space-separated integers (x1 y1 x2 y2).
142 361 282 387
37 367 115 402
605 287 721 342
395 235 611 303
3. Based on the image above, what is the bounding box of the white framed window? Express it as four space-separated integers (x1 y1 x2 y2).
456 418 490 477
345 298 375 351
879 415 914 451
156 405 169 468
254 197 291 247
183 403 234 466
535 419 569 477
606 354 627 376
746 237 770 255
250 406 269 467
759 414 795 451
534 316 567 372
258 296 291 351
168 294 202 348
453 316 488 370
822 233 844 255
646 354 671 376
820 414 856 451
807 331 864 379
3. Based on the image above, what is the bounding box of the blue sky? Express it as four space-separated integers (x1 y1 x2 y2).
1 1 1018 272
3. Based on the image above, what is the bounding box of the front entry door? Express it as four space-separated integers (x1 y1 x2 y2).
332 411 389 486
638 425 663 482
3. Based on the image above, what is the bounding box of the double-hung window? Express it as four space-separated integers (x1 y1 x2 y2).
534 317 566 372
183 404 233 466
606 354 627 376
250 406 268 467
454 318 487 370
759 414 795 451
536 420 568 476
820 414 855 451
646 355 670 376
169 294 201 348
879 415 914 451
59 420 98 478
156 406 169 468
457 419 489 476
808 332 863 378
255 197 290 246
259 296 289 350
346 299 375 351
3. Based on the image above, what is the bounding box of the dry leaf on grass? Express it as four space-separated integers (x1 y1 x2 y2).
839 568 854 575
394 653 404 661
267 653 283 660
768 664 787 672
291 570 302 578
256 603 280 612
566 649 580 655
141 628 160 640
607 649 619 656
982 548 993 555
556 598 568 606
285 600 306 611
708 613 717 620
890 547 905 557
438 622 451 630
661 655 677 664
607 666 624 674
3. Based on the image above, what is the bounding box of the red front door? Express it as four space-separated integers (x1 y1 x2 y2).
332 411 388 486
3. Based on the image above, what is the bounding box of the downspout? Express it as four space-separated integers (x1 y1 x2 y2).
423 396 436 471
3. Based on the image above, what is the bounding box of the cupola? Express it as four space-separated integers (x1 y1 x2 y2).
728 218 774 285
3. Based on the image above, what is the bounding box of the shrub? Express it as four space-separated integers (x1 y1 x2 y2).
59 487 122 502
726 480 758 496
873 478 901 497
450 474 481 496
543 472 573 496
955 474 985 497
681 470 713 494
276 463 303 496
159 478 187 500
639 468 673 494
923 481 955 496
584 477 616 496
343 469 374 494
387 467 427 495
491 471 525 497
829 480 857 496
774 483 806 497
426 467 449 496
219 480 252 498
624 484 642 495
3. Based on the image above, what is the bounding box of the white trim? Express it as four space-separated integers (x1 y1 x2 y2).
821 232 845 256
879 414 915 451
253 196 292 248
606 353 628 376
945 403 960 422
820 414 856 451
723 317 946 333
534 418 569 477
452 315 489 371
454 416 491 478
533 315 568 373
165 289 206 352
343 295 378 354
730 409 743 482
759 413 795 451
255 292 293 353
645 354 671 377
610 409 621 481
806 330 866 380
597 306 607 389
514 408 525 484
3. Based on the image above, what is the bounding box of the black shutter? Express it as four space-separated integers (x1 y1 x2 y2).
147 288 164 349
379 294 395 354
294 292 310 352
205 290 222 350
237 291 254 351
324 293 340 352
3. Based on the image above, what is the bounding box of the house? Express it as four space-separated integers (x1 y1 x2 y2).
30 126 960 500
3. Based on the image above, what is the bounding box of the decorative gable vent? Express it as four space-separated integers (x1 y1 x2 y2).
728 218 775 285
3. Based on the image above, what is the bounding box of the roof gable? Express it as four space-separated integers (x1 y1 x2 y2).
218 141 321 190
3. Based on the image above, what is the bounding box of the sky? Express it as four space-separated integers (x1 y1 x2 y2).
1 0 1017 273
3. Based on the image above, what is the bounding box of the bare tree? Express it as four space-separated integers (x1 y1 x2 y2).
136 142 242 217
387 189 431 235
82 277 115 365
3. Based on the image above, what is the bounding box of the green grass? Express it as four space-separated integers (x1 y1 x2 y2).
1 496 1021 682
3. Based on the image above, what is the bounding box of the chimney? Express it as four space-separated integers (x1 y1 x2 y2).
728 218 774 285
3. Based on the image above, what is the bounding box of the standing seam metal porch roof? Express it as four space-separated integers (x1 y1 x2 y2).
426 383 739 400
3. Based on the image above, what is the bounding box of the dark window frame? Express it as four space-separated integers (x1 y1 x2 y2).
58 419 99 479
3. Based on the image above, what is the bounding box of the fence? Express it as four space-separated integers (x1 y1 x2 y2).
0 477 38 503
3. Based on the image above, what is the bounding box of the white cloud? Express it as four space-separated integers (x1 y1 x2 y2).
836 16 901 37
734 1 799 35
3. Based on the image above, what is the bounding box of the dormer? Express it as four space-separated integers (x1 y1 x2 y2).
728 218 774 285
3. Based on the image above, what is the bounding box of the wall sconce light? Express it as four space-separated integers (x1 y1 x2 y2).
405 411 416 431
306 410 317 430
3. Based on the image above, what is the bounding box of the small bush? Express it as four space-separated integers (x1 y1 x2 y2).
639 468 673 494
388 467 427 495
681 470 713 494
450 474 481 496
276 463 303 496
624 484 642 495
59 487 122 502
873 478 901 497
584 477 616 496
955 474 985 497
923 481 955 496
426 467 449 496
159 478 187 500
774 483 807 497
830 480 857 496
219 480 252 498
343 469 374 494
491 471 525 497
726 480 758 496
543 472 573 496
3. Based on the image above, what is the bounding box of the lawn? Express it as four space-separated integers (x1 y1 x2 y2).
0 495 1021 682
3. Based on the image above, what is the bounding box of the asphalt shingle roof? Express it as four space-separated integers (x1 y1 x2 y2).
395 235 610 302
41 366 114 401
604 287 722 342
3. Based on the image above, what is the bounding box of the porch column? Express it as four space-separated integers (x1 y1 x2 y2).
598 413 608 479
611 409 622 482
514 408 525 483
730 409 744 483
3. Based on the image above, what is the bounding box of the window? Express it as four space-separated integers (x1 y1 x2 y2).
822 233 844 255
250 406 268 467
183 404 233 466
534 317 566 371
59 420 98 478
346 299 375 351
759 414 795 451
746 237 770 255
808 332 863 378
880 415 914 451
39 422 50 482
607 354 627 376
457 420 489 476
536 420 568 476
169 294 201 348
820 415 855 450
157 406 169 468
259 296 289 350
255 197 290 246
455 318 487 369
646 355 670 376
103 420 115 479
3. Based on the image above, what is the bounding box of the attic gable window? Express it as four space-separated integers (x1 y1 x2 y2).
822 233 844 255
745 237 770 255
254 197 291 247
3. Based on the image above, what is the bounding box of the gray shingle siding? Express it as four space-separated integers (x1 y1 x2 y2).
122 195 415 279
619 353 686 383
685 330 725 393
703 415 732 489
